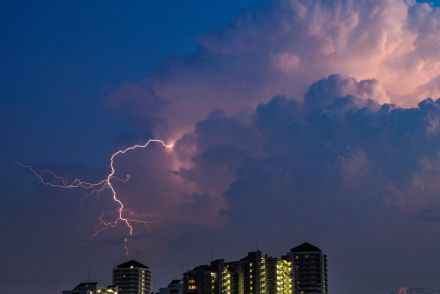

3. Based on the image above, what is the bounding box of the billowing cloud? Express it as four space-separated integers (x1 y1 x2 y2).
113 73 440 247
178 74 440 222
103 0 440 235
110 0 440 138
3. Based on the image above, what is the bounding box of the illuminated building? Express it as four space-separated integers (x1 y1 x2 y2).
181 243 325 294
183 265 214 294
62 282 118 294
257 255 292 294
113 260 151 294
286 243 328 294
275 259 293 294
240 251 263 294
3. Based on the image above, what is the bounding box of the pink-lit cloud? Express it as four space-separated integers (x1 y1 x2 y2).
101 0 440 247
110 0 440 139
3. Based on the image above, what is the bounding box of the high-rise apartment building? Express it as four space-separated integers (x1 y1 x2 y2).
113 260 151 294
183 265 214 294
286 243 328 294
182 243 325 294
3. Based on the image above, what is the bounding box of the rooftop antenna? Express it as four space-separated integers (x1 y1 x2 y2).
210 248 213 262
88 265 91 282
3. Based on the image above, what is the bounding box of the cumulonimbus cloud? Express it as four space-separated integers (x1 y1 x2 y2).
176 74 440 222
99 0 440 248
108 73 440 241
109 0 440 139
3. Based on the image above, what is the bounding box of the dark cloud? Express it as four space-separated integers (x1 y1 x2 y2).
206 75 440 216
169 74 440 225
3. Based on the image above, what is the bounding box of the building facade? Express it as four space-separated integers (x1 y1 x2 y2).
286 243 328 294
183 243 324 294
113 260 151 294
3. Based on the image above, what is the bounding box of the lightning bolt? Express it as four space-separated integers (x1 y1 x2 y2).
16 139 174 255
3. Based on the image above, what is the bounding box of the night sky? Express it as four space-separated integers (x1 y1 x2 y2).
2 1 440 293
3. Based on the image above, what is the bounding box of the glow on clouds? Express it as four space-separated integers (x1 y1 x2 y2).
105 0 440 241
109 0 440 138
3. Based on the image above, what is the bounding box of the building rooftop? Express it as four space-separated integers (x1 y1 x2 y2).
168 279 182 287
116 259 148 269
290 242 322 253
70 282 98 290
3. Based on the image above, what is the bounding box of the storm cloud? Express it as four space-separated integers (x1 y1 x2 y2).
177 74 440 221
111 0 440 139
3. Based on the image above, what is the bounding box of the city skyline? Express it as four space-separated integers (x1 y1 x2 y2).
61 241 328 294
182 242 328 294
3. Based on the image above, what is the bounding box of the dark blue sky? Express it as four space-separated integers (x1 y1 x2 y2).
2 1 440 294
0 0 268 165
